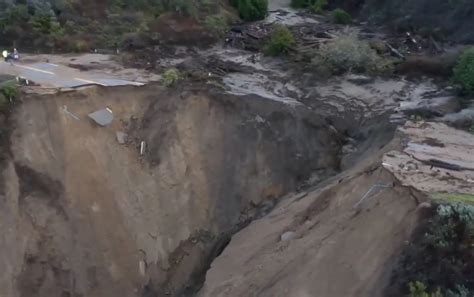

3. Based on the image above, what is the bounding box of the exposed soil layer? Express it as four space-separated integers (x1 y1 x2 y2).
198 144 423 297
0 83 341 297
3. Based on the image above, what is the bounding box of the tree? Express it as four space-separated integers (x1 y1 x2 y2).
0 81 19 102
453 47 474 94
265 25 295 56
232 0 268 21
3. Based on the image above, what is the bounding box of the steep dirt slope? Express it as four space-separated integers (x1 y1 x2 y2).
199 145 423 297
0 84 341 297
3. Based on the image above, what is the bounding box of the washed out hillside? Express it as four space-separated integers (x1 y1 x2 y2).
0 0 473 296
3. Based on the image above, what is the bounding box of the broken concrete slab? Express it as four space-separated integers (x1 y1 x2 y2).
88 108 113 126
383 121 474 196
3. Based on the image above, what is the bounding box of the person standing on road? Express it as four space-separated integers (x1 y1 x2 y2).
3 49 18 66
3 50 13 66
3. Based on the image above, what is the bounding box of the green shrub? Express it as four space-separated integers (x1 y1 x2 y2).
311 0 328 13
409 282 443 297
390 203 474 296
170 0 198 18
205 15 228 37
291 0 312 8
30 13 64 35
312 30 386 75
0 4 29 28
163 68 180 87
409 281 430 297
0 93 8 111
231 0 268 21
265 25 295 56
73 40 90 52
453 48 474 94
0 81 19 101
332 8 352 24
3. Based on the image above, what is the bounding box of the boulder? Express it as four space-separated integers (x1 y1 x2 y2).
280 231 296 242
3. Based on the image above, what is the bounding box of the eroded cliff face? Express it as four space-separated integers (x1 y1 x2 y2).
0 84 341 297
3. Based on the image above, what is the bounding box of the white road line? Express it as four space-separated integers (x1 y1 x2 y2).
74 77 107 86
47 63 59 67
16 64 55 75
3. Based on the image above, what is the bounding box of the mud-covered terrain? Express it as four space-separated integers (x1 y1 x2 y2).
332 0 474 43
1 0 474 297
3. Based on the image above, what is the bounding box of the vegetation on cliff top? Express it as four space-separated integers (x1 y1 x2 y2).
453 48 474 95
388 203 474 297
0 0 227 51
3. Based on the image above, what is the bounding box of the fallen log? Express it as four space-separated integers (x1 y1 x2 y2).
386 42 405 59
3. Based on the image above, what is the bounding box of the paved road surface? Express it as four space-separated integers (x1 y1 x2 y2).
0 60 144 88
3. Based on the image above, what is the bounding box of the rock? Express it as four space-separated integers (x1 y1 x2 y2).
342 144 356 154
346 74 374 85
390 113 406 124
369 39 388 54
417 202 432 210
116 131 128 144
400 96 461 118
139 260 147 277
280 231 296 242
88 108 114 126
440 107 474 128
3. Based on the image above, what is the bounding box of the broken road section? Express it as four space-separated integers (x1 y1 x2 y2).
383 121 474 202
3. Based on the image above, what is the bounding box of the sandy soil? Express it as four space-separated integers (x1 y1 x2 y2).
0 83 341 297
198 142 422 297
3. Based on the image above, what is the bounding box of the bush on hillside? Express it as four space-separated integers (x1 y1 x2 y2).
388 203 474 297
0 93 7 111
291 0 311 8
0 81 19 102
311 30 386 75
291 0 327 13
453 47 474 94
231 0 268 21
408 282 444 297
311 0 328 13
332 8 352 24
163 68 180 87
265 25 295 56
205 15 228 37
0 0 222 50
30 13 64 36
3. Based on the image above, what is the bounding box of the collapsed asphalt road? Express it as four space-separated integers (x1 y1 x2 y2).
0 59 144 88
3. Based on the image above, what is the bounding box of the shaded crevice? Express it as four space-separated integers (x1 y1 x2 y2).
14 163 67 218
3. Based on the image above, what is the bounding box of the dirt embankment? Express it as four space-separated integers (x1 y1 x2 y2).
198 143 424 297
0 83 341 297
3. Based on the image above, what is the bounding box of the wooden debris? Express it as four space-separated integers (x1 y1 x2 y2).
385 42 405 59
